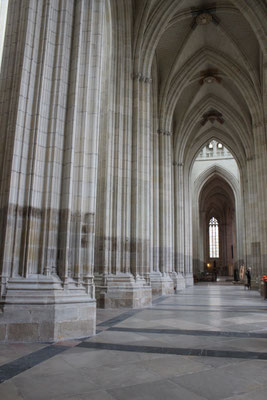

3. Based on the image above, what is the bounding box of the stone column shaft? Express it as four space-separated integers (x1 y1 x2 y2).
95 0 132 278
184 173 193 284
0 0 74 282
131 76 151 281
152 131 160 273
174 164 185 274
159 133 173 274
58 0 105 289
0 0 99 341
173 163 186 289
249 126 267 279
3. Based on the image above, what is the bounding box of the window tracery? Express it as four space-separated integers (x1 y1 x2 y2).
209 217 219 258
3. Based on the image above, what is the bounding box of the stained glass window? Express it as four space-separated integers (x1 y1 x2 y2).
209 217 219 258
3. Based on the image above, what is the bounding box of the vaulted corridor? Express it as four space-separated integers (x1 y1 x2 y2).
1 284 267 399
0 1 266 398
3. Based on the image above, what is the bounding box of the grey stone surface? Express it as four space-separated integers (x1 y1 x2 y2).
0 276 96 342
170 366 264 400
54 391 116 400
108 379 208 400
10 370 100 400
0 324 6 342
0 284 266 399
224 387 267 400
0 381 24 400
7 323 39 342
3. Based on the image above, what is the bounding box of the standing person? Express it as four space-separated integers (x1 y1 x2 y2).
245 268 251 289
234 268 239 282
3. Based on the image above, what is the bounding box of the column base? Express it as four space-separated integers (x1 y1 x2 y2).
251 279 259 290
95 273 152 308
185 274 194 287
0 275 96 342
150 272 174 296
171 272 186 292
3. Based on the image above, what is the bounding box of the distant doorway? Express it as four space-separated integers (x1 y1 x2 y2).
191 141 243 282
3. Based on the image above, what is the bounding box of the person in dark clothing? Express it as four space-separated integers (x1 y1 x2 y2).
234 268 239 282
245 268 251 289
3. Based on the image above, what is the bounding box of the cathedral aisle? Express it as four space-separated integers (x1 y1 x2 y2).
0 284 267 400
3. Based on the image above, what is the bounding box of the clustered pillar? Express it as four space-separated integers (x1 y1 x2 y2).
0 0 105 342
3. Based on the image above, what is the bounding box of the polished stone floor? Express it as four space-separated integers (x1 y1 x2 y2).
1 283 267 400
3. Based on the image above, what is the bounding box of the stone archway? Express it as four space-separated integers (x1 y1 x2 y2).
190 140 244 281
198 174 237 278
192 161 244 272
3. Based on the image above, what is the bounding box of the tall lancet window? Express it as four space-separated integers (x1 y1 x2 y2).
209 217 219 258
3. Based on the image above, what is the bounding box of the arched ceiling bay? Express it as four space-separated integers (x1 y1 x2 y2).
134 0 265 162
199 175 235 218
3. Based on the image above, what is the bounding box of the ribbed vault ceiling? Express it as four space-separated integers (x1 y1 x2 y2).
199 175 235 220
134 0 266 164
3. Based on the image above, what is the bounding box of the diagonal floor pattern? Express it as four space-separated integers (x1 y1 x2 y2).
0 283 267 400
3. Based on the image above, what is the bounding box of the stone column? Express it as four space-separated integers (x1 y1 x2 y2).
173 163 186 290
252 121 267 284
199 211 206 272
244 157 261 287
58 0 105 293
193 205 205 276
130 71 152 304
94 1 151 308
257 60 267 279
242 55 267 286
0 0 105 342
150 73 161 294
220 221 227 274
156 130 174 294
184 172 194 286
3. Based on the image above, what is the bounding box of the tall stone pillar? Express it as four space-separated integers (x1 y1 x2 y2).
242 56 267 286
199 211 206 272
184 171 194 286
150 75 161 294
154 130 174 294
0 0 105 342
149 67 174 295
130 72 152 304
58 0 105 293
242 154 262 289
258 60 267 278
94 1 151 308
252 122 267 283
173 163 186 290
